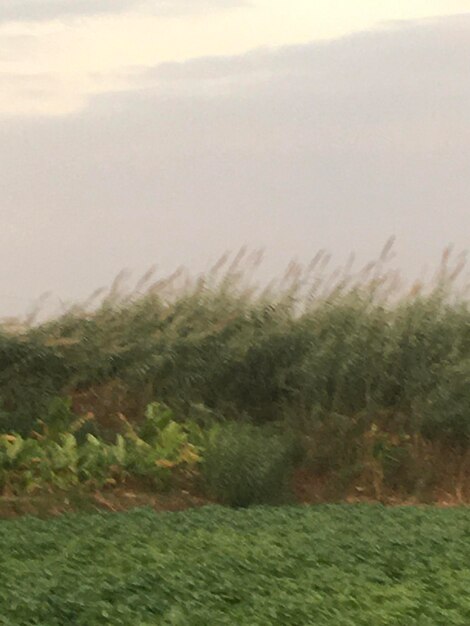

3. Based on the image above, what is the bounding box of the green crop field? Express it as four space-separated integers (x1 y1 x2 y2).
2 505 470 625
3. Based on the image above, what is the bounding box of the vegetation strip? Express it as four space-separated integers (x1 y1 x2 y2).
2 505 470 625
3 251 470 502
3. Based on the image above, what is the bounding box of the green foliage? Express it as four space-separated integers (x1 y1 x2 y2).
422 359 470 446
37 396 76 440
140 402 174 443
0 404 201 495
2 252 470 497
2 262 470 440
0 333 69 436
202 423 294 507
1 505 470 625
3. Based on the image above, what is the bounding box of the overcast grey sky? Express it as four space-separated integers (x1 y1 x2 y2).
0 2 469 315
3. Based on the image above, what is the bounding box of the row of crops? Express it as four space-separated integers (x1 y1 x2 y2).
0 402 202 496
2 504 470 625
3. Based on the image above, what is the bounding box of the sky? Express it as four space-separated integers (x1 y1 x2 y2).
1 0 470 315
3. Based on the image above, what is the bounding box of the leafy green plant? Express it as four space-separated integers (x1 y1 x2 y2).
0 402 201 495
78 435 120 488
122 404 201 489
42 434 79 490
0 433 45 494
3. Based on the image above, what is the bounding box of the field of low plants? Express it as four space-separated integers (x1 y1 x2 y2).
2 504 470 625
2 244 470 505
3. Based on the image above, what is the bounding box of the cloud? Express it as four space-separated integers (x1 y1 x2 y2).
0 15 469 312
0 0 244 23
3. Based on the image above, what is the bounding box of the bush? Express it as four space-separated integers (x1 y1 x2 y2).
202 422 294 507
422 359 470 446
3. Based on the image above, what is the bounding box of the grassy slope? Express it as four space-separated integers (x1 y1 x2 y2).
2 505 470 625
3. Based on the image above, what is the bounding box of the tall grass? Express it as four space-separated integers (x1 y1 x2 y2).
1 242 470 500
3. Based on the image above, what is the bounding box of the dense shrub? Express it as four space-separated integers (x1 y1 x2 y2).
422 359 470 446
202 423 294 506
